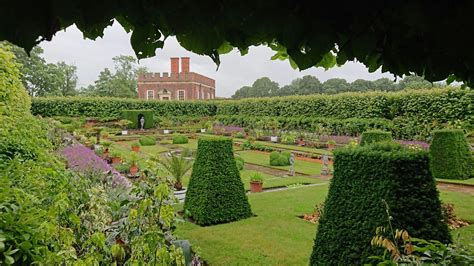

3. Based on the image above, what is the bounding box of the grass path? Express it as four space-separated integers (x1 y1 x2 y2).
176 185 474 265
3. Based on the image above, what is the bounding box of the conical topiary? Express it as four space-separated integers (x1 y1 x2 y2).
184 137 252 225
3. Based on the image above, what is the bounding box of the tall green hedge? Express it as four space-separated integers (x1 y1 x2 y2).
121 109 154 129
430 129 473 180
30 89 472 140
184 137 252 225
310 142 450 265
360 130 393 146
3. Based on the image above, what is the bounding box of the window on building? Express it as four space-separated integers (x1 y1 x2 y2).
146 90 154 100
197 89 200 99
162 97 169 100
178 90 185 101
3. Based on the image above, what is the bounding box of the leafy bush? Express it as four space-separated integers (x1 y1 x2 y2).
172 134 189 144
360 130 393 146
184 137 252 225
269 151 291 166
281 133 296 144
429 129 472 180
250 173 264 183
310 142 450 265
121 109 154 129
139 136 156 146
234 132 245 139
235 156 245 170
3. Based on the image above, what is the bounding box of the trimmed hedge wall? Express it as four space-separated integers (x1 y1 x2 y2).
184 137 252 225
30 89 472 140
121 109 154 129
360 130 393 146
310 142 450 265
31 96 217 118
430 129 473 180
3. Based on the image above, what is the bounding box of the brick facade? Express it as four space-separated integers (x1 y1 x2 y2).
137 57 215 101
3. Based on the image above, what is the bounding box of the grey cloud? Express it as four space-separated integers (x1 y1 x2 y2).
40 22 394 97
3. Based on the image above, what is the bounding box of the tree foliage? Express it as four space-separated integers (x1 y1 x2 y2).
2 2 473 86
8 44 78 96
81 55 147 98
231 75 442 98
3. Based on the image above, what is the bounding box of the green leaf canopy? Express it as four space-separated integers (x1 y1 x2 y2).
1 1 474 85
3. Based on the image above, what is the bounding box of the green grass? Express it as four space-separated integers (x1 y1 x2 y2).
237 150 323 176
236 139 332 155
437 178 474 186
176 185 474 265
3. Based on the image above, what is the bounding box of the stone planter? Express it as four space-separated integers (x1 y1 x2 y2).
200 128 206 133
270 136 279 142
121 130 128 135
132 146 140 152
250 181 263 193
164 129 170 134
174 187 187 201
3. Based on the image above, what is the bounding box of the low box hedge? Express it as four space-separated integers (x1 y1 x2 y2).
139 136 156 146
184 137 252 225
172 134 189 144
310 142 450 265
360 130 392 146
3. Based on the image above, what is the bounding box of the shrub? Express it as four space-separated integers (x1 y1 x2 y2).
172 134 189 144
139 136 156 146
235 156 245 170
131 141 141 148
184 137 252 225
250 173 264 183
429 129 472 180
310 142 450 265
360 130 392 146
234 132 245 139
121 110 154 129
269 151 291 166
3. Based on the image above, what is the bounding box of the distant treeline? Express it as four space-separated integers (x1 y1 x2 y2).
231 75 447 99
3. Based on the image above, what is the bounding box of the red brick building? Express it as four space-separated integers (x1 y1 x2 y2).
137 57 216 100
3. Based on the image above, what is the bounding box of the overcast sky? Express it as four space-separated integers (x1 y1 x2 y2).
40 21 394 97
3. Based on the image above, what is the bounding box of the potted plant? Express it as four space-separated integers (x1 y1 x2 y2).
117 119 133 135
159 152 193 191
102 141 112 158
160 118 173 134
110 150 122 164
327 139 336 150
297 133 306 146
250 173 264 193
131 141 141 152
128 153 139 176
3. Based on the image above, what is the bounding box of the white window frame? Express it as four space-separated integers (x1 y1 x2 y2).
197 89 200 99
178 90 186 101
146 90 154 100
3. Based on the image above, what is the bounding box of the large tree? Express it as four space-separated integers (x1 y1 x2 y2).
231 77 279 99
82 55 147 98
322 78 350 94
9 44 78 96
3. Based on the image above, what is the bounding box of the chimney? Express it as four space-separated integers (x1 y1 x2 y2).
181 57 190 73
170 57 179 74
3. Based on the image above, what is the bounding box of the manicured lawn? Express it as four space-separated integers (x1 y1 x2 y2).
176 186 474 265
240 170 326 190
237 150 323 176
180 169 326 190
437 178 474 186
235 139 332 155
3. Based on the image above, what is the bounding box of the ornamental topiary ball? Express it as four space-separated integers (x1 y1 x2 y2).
310 142 450 265
139 136 156 146
429 129 472 180
360 130 392 146
184 137 252 225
